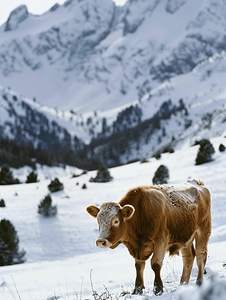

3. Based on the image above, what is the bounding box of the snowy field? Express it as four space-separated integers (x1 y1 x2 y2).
0 134 226 300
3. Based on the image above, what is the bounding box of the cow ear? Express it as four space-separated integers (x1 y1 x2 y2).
86 205 100 218
121 205 135 221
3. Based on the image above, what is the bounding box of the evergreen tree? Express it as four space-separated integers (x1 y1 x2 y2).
152 165 169 185
0 199 6 207
48 178 64 193
38 195 57 217
0 219 26 266
219 144 225 152
195 139 215 165
89 166 113 183
0 165 20 185
26 171 39 183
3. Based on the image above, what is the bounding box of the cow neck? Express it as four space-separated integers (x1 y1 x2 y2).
123 223 153 245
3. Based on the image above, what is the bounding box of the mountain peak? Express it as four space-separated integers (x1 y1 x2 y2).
165 0 190 14
49 3 60 12
5 5 29 32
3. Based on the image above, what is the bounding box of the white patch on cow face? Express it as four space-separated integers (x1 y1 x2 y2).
97 203 119 240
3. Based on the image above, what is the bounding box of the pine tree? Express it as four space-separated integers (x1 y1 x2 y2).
48 178 64 193
219 144 225 152
26 171 38 183
38 195 57 217
0 219 26 266
195 139 215 165
0 165 20 185
0 199 6 207
152 165 169 185
89 166 113 183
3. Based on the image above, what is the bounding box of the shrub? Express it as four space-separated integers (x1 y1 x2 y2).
89 166 113 183
140 158 149 163
71 173 80 178
162 147 174 154
0 165 20 185
195 139 215 165
26 171 39 183
48 178 64 193
152 165 169 185
155 153 161 160
71 170 87 178
0 219 26 266
0 199 6 207
82 183 87 189
219 144 225 152
38 195 57 217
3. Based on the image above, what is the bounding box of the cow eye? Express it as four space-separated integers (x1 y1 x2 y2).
113 219 120 226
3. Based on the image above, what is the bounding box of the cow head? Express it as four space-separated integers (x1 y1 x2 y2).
86 202 135 249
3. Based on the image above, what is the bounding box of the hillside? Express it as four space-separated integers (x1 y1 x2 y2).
1 48 226 168
0 85 83 150
0 133 226 299
1 0 226 167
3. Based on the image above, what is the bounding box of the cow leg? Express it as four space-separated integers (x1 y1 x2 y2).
195 218 211 285
180 244 196 285
151 244 166 295
132 259 146 295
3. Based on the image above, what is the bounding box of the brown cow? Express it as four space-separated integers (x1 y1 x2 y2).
86 179 211 295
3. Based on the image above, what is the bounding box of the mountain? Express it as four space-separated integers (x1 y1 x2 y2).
1 47 226 168
0 0 226 112
0 85 83 152
0 0 226 168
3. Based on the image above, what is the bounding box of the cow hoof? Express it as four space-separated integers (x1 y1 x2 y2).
196 278 203 286
154 285 163 296
132 285 144 295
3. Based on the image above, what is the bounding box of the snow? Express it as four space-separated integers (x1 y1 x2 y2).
1 1 226 161
0 0 222 116
2 47 225 152
98 28 124 51
0 133 226 299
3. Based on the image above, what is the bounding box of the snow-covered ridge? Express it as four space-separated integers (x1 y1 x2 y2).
192 50 226 73
1 0 226 114
4 5 29 32
1 44 226 166
0 85 84 151
1 0 226 167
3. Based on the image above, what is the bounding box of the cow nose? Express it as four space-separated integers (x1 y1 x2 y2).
96 239 112 248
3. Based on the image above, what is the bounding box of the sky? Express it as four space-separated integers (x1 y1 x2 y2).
0 0 128 27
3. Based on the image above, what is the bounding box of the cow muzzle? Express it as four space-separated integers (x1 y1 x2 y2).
96 238 112 248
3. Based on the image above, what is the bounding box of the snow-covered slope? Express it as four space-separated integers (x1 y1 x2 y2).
81 50 226 166
1 0 226 167
0 0 226 113
1 46 226 167
0 133 226 299
0 85 84 151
